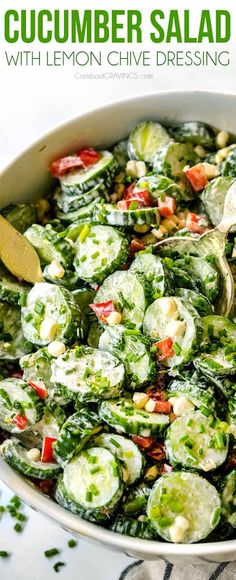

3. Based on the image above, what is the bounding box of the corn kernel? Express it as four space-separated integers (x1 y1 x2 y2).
27 448 41 462
161 219 177 232
202 162 220 180
133 392 149 409
144 465 159 481
47 260 65 279
40 318 58 342
106 311 122 326
48 340 66 357
135 161 147 178
216 131 229 149
194 145 206 158
134 224 150 233
145 399 156 413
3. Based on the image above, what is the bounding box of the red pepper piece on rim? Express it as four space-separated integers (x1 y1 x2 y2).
41 437 57 463
13 414 28 431
89 300 116 324
28 380 48 400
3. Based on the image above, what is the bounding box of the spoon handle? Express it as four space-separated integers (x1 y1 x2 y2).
0 215 43 283
217 181 236 233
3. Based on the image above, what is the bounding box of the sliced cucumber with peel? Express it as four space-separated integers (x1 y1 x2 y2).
56 199 100 223
92 432 144 486
147 471 221 543
60 151 116 195
133 174 182 204
194 348 236 377
153 142 198 198
0 438 61 479
53 409 102 467
0 263 30 306
112 515 155 540
51 346 125 403
130 252 174 298
62 447 123 520
175 256 220 303
24 224 74 266
99 324 155 389
1 203 37 234
96 271 151 330
20 348 53 393
93 203 160 227
54 183 102 214
74 225 129 284
169 122 215 149
221 470 236 528
0 302 32 360
175 288 213 317
201 177 236 230
143 297 203 367
167 379 216 413
201 315 236 345
165 410 229 471
21 282 82 346
128 121 171 164
0 377 44 433
99 399 169 437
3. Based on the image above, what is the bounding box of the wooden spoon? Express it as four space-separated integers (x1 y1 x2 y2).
154 182 236 317
0 215 43 283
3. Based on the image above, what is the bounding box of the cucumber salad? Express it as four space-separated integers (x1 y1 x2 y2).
1 120 236 545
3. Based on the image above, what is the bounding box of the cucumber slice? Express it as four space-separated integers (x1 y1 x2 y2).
0 377 44 433
201 177 236 230
0 303 32 360
0 438 61 479
93 203 160 227
95 271 151 330
153 143 198 198
143 297 203 367
147 471 221 543
43 266 81 290
222 149 236 178
165 410 229 472
74 225 129 284
73 287 96 339
99 325 155 389
112 515 155 540
175 289 214 317
1 203 37 234
167 379 216 413
24 224 74 267
56 199 100 223
169 122 215 149
60 151 116 195
21 282 82 346
202 315 236 345
93 433 144 486
20 348 53 392
112 140 129 169
55 477 96 520
54 183 102 214
51 346 125 403
175 256 220 303
62 447 123 520
53 409 102 467
133 174 182 204
87 319 103 348
128 121 170 163
99 399 169 437
194 348 236 377
130 253 174 299
228 397 236 426
0 263 30 306
122 483 151 516
221 470 236 528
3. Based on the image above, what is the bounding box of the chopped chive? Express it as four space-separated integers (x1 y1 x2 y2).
10 496 21 508
199 423 205 433
158 516 172 528
110 438 121 449
173 342 181 356
0 551 10 558
53 562 65 573
34 300 45 315
210 507 221 527
19 291 27 307
44 548 60 558
0 506 5 513
80 255 87 263
129 201 138 211
186 418 193 427
14 523 23 533
90 484 99 496
168 501 183 513
68 539 77 548
90 466 101 475
88 455 97 464
179 434 190 444
214 432 225 449
86 491 92 502
91 251 100 260
198 447 204 457
16 513 27 522
79 224 90 243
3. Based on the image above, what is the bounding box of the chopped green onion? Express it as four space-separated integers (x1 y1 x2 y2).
53 562 65 573
0 551 9 558
68 539 77 548
14 523 23 533
44 548 60 558
79 224 90 243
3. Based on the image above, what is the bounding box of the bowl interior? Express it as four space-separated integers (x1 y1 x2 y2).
1 90 236 561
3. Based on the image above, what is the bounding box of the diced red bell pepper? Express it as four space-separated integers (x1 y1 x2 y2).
50 156 84 178
125 182 136 197
186 212 209 235
151 400 172 414
41 437 57 463
28 380 48 400
10 370 23 379
132 435 156 449
146 443 166 461
13 414 28 430
49 148 100 178
155 338 174 360
157 195 176 217
76 148 101 167
89 300 116 323
184 164 208 192
125 189 153 208
130 238 145 256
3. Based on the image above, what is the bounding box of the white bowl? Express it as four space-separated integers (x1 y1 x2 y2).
1 90 236 563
